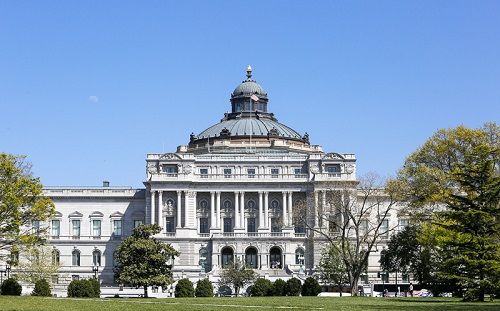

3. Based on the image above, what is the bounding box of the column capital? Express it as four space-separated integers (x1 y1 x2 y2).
177 190 183 195
210 191 215 195
258 191 264 195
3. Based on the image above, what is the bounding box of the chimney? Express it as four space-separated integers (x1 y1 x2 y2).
103 181 110 187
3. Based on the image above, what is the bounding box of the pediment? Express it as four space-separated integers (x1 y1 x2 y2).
90 211 104 217
110 211 124 218
68 211 83 218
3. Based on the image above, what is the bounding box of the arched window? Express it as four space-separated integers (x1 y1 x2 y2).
52 249 60 265
221 247 234 268
269 247 282 269
199 248 209 273
72 249 80 266
245 247 258 269
295 248 305 265
92 249 101 266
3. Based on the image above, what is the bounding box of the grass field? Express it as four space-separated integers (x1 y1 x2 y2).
0 296 499 311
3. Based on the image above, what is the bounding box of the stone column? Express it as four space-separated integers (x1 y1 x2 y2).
314 191 319 228
234 192 240 228
210 192 215 229
187 191 196 228
258 192 263 229
177 191 182 228
288 191 293 228
150 190 156 225
216 191 221 228
158 190 163 231
264 192 269 228
282 192 288 227
322 190 327 230
240 191 245 231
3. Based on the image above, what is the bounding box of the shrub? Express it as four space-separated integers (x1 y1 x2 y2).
251 278 272 296
32 278 51 297
67 279 100 298
272 278 287 296
1 278 22 296
301 277 322 296
195 278 213 297
463 288 479 302
286 278 302 296
175 278 194 297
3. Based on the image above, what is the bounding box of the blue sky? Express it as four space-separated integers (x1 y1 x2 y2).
1 1 499 187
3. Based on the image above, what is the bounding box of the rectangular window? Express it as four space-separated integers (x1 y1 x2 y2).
398 218 408 231
134 220 143 228
72 220 81 238
223 218 233 233
113 220 122 236
199 218 209 234
271 168 279 178
223 168 232 178
380 219 389 238
247 218 256 233
360 219 368 236
72 275 80 281
294 168 302 178
325 164 341 177
92 220 101 237
32 220 40 234
162 165 178 175
247 168 256 178
165 217 175 233
200 168 208 178
51 220 60 237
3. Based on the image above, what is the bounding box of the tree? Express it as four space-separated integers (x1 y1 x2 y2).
175 278 194 297
0 153 55 256
32 278 51 297
114 224 179 298
285 278 302 296
195 278 213 297
397 123 500 301
15 244 60 285
294 173 404 295
250 278 272 296
218 258 257 296
272 278 286 296
317 244 348 296
301 277 322 296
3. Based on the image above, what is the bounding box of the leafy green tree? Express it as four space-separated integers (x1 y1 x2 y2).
272 278 286 296
317 245 348 296
195 278 213 297
1 278 22 295
218 259 257 296
285 278 302 296
250 278 272 296
0 153 55 256
379 225 437 286
32 278 51 297
398 123 500 301
67 279 99 298
175 278 194 297
301 277 322 296
114 224 179 298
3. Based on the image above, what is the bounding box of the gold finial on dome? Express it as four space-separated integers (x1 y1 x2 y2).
246 65 252 79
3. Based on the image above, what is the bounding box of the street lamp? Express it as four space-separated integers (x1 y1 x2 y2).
378 271 388 297
6 264 11 279
92 265 99 279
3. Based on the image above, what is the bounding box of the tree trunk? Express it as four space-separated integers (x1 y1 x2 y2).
351 276 359 296
339 282 342 297
234 286 239 297
144 285 148 298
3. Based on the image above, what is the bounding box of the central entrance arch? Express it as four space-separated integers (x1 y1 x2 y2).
269 246 282 269
245 247 258 269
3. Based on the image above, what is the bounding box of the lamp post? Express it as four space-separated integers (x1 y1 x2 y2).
6 264 11 279
92 265 99 279
378 271 388 297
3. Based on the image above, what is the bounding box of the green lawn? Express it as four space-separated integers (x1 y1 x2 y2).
0 296 499 311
